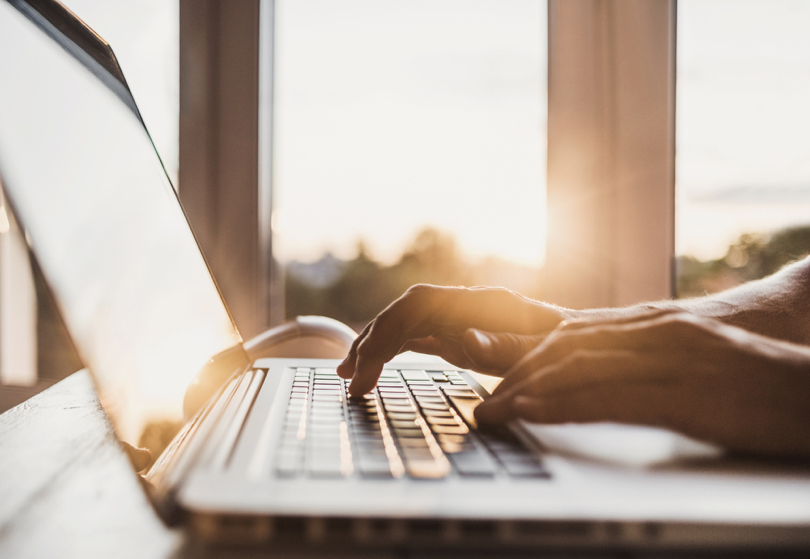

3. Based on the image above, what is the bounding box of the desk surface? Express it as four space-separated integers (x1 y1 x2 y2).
0 371 181 558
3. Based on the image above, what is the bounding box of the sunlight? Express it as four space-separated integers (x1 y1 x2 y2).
275 0 547 270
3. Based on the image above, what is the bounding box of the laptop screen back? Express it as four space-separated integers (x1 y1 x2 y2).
0 2 242 450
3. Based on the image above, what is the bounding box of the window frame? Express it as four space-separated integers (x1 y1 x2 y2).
544 0 675 309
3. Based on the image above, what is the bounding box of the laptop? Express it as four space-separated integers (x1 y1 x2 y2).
1 0 809 552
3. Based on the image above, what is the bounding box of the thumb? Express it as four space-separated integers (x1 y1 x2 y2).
462 328 542 375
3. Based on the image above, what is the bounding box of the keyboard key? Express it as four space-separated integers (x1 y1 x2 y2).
403 458 450 479
443 388 478 398
381 397 411 407
356 437 386 448
431 374 449 382
430 424 469 435
439 441 474 454
313 394 342 402
392 427 424 438
308 422 342 432
357 457 394 477
414 396 445 405
449 451 497 477
347 401 377 410
400 447 434 460
421 408 454 418
424 416 461 427
436 433 471 445
379 369 400 378
388 418 419 429
377 387 408 394
383 404 415 413
418 402 450 411
397 437 429 448
309 415 344 424
401 370 429 381
352 421 382 431
377 379 406 390
386 411 418 421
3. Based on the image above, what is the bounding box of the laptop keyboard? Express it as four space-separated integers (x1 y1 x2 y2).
274 368 549 480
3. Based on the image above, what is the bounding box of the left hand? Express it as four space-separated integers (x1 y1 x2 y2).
338 284 571 396
475 310 810 458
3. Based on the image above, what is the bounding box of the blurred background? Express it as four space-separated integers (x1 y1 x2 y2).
2 0 810 411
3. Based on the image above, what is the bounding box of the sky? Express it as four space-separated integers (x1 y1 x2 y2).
677 0 810 259
59 0 810 266
274 0 547 266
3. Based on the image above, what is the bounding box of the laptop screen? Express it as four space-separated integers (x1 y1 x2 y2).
0 2 242 450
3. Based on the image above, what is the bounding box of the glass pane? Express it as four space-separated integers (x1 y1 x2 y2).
276 0 547 330
676 0 810 296
64 0 179 187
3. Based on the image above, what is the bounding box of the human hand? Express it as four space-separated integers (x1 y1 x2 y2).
337 284 572 397
475 310 810 458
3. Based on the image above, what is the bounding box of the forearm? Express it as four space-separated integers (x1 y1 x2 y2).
572 256 810 345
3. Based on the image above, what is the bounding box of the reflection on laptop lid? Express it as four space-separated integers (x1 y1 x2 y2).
0 0 241 450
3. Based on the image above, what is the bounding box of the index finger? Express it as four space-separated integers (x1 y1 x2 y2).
340 284 567 396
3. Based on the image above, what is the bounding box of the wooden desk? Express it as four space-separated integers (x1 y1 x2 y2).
0 371 181 558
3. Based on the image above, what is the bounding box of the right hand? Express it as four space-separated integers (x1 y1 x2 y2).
336 284 572 396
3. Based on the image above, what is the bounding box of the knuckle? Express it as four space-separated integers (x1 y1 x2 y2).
558 318 586 331
404 283 435 297
658 312 706 335
560 349 592 370
401 284 441 311
548 328 586 351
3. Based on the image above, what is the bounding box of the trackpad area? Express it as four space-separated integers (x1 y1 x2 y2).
521 422 723 468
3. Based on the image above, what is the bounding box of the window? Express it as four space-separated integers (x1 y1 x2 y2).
676 0 810 296
275 0 547 331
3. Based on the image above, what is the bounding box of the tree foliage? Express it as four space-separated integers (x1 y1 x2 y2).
285 227 543 331
677 225 810 298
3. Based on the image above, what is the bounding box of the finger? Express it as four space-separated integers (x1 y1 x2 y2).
348 285 568 394
476 375 673 428
461 329 543 375
508 349 659 399
510 383 672 426
493 313 689 394
401 337 445 356
397 328 539 376
478 347 667 426
337 321 373 379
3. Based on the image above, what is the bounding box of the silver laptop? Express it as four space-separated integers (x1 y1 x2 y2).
1 0 809 552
